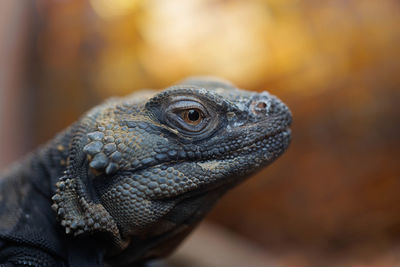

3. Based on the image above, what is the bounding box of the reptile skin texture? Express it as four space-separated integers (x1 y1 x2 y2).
0 77 291 266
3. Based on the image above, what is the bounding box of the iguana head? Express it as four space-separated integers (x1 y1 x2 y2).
52 77 291 262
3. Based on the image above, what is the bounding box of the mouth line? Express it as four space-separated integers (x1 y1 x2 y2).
221 126 291 157
125 126 290 176
157 127 291 202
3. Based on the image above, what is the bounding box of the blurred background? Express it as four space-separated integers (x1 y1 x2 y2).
1 0 400 266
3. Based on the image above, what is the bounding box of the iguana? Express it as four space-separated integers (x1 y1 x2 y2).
0 77 291 266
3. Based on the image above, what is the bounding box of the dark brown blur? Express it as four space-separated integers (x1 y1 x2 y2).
1 0 400 266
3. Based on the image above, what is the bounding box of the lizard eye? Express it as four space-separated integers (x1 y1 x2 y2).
181 109 204 126
164 99 212 134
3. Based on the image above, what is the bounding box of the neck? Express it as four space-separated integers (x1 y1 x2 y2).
0 127 73 199
0 126 105 264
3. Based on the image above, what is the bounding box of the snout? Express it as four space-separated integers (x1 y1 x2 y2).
250 92 292 128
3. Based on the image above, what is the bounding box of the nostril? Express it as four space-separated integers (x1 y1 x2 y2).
256 102 267 109
251 100 268 115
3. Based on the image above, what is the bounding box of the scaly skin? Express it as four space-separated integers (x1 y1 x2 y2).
0 77 291 266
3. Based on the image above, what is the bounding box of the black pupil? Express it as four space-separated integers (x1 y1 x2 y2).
188 109 200 121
